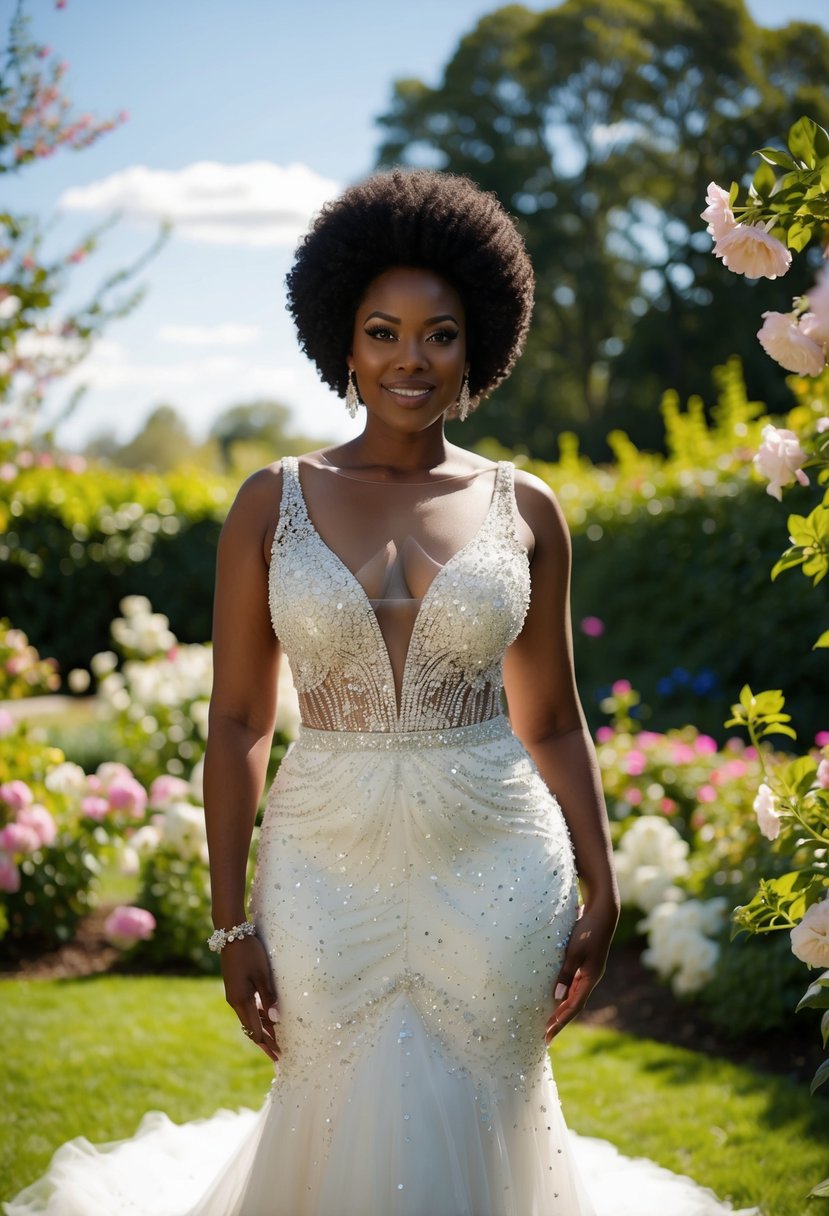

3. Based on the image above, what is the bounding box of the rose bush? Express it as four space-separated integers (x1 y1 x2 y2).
0 617 59 698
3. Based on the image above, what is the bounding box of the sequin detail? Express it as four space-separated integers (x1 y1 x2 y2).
296 714 511 752
268 457 530 733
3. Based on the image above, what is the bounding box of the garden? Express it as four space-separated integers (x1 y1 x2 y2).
2 2 829 1213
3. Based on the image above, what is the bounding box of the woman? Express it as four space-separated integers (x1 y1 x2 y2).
196 167 618 1214
6 170 758 1216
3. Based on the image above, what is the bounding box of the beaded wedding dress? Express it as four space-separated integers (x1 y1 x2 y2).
5 459 759 1216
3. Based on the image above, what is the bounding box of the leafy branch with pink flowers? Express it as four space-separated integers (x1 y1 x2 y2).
704 114 829 1201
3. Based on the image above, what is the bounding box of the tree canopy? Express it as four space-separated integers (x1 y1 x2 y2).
376 0 829 458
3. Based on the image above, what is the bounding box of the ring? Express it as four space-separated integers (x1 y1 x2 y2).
241 1026 254 1038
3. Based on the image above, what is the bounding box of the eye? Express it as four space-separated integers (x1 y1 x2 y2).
427 328 459 344
364 325 397 341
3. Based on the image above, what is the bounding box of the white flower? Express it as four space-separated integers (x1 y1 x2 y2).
753 423 810 501
44 760 87 796
119 845 140 876
701 182 736 241
119 595 152 619
791 899 829 968
639 897 726 996
806 264 829 348
613 816 690 912
713 221 792 279
757 311 825 376
130 824 161 854
67 668 91 693
0 294 22 319
189 757 204 801
91 650 118 677
162 801 207 858
753 782 782 840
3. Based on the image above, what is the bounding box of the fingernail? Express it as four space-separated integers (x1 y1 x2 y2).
268 1005 280 1022
554 983 567 1000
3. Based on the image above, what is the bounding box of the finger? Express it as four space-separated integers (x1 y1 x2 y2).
545 970 595 1043
237 999 279 1061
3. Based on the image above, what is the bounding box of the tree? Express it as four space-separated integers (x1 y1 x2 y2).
208 400 326 474
376 0 829 458
0 1 169 447
103 404 198 472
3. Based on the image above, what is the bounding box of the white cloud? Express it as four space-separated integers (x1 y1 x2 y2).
57 161 341 247
158 323 261 346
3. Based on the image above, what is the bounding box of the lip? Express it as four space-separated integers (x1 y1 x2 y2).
382 382 435 405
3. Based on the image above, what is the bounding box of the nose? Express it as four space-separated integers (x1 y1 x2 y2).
394 336 429 371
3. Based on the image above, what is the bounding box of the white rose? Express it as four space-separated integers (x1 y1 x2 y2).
791 899 829 968
757 311 825 376
119 595 152 619
91 650 118 677
162 801 207 857
45 761 87 795
753 424 810 502
700 181 736 241
713 221 791 279
753 782 782 841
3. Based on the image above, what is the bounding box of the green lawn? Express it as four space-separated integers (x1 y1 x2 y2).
1 975 826 1214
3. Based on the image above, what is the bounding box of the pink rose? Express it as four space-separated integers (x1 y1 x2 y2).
753 424 810 501
757 312 825 376
670 742 696 766
790 898 829 968
148 774 191 809
714 222 792 279
106 776 147 818
580 616 605 638
753 783 781 841
595 726 614 743
0 709 13 737
0 822 41 854
611 679 631 696
701 182 736 242
697 785 717 804
0 854 21 893
95 762 135 790
0 780 34 812
81 795 110 820
17 804 57 847
659 798 677 816
624 787 643 806
806 265 829 348
817 759 829 790
694 735 718 755
625 750 646 776
814 732 829 747
104 905 156 947
800 312 829 353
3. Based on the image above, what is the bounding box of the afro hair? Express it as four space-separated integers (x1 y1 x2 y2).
285 169 534 407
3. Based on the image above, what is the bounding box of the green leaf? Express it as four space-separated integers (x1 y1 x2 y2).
810 1057 829 1094
822 1009 829 1050
814 630 829 649
771 547 806 580
787 219 814 252
797 974 829 1012
755 146 797 170
808 1177 829 1199
728 180 740 206
788 116 818 168
752 160 777 200
813 120 829 160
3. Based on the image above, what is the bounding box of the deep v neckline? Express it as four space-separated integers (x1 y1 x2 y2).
290 459 504 721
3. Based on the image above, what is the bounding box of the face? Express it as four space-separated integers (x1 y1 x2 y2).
348 266 467 428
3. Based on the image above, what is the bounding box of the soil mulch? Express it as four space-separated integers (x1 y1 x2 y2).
1 913 823 1086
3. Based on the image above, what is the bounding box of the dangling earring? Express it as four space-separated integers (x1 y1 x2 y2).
345 369 359 420
457 372 471 422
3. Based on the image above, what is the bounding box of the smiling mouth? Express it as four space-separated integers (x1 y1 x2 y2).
383 385 434 401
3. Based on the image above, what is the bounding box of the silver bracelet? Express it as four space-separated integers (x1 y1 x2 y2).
207 921 256 953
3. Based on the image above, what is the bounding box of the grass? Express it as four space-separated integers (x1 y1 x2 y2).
1 976 826 1213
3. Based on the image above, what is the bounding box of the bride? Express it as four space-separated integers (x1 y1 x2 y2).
6 169 758 1216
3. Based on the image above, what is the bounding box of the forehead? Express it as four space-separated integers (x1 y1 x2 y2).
357 266 464 318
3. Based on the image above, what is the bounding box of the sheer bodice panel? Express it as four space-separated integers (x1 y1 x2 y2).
268 457 531 733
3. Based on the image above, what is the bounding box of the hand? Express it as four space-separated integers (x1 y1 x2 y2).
221 935 281 1062
545 903 617 1045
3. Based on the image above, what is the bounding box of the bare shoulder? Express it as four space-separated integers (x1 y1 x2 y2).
221 462 284 562
512 467 570 558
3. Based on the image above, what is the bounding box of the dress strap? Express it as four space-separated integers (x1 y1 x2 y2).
275 455 313 543
491 461 523 545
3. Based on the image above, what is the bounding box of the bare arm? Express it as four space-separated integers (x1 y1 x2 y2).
203 464 282 1058
504 472 619 1041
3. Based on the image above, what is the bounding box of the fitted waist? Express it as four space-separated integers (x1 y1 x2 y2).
294 714 513 753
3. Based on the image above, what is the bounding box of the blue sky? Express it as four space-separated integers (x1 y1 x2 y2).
5 0 828 450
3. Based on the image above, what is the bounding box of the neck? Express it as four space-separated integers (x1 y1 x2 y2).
345 417 450 474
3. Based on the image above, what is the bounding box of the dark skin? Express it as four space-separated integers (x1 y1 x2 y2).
204 266 619 1062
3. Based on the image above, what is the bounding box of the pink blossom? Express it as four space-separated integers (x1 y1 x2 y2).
17 804 57 847
0 709 14 737
624 787 643 806
81 795 110 820
714 222 791 279
0 780 34 812
815 731 829 747
0 822 41 854
817 759 829 790
800 312 829 352
701 182 736 241
816 418 829 435
595 726 614 744
723 758 748 779
753 424 810 501
753 783 781 841
670 742 696 766
580 616 605 638
0 464 16 483
659 798 677 816
690 809 707 831
148 774 191 809
0 854 21 893
638 731 663 748
104 905 156 946
106 776 147 818
806 265 829 348
611 679 631 697
95 761 134 789
757 312 825 376
697 785 717 804
694 735 718 755
625 750 646 776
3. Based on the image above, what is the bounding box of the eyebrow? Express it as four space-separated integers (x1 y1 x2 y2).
363 310 459 326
